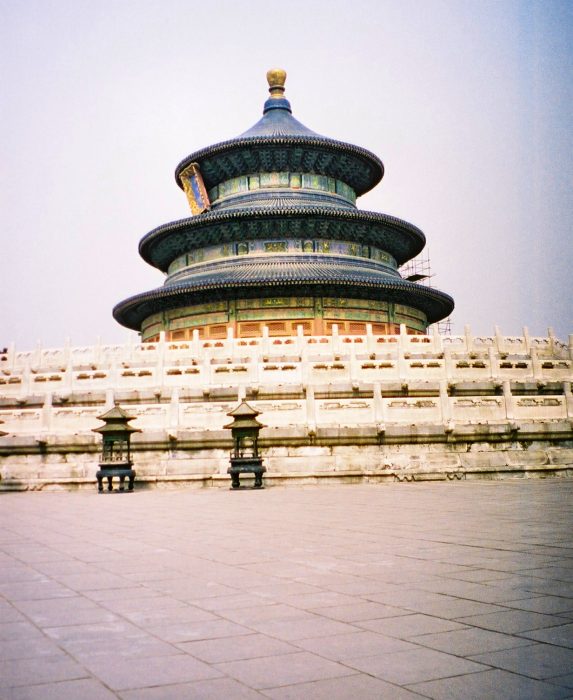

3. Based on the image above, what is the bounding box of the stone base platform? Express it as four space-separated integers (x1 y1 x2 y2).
1 326 572 491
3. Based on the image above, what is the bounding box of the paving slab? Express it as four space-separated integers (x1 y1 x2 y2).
119 677 266 699
178 633 299 663
214 651 353 689
81 653 222 691
521 621 573 647
456 609 570 633
409 668 573 699
347 646 488 685
261 673 425 699
0 655 89 689
413 626 533 656
2 678 119 700
470 642 573 679
0 480 572 698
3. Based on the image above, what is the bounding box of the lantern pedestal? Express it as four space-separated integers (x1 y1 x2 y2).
227 457 266 489
96 463 136 493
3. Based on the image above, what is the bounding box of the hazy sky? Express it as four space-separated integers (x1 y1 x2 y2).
1 0 572 350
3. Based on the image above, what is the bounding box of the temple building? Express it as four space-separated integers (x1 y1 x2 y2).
114 69 454 342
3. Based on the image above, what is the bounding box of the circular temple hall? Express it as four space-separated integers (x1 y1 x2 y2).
114 70 454 341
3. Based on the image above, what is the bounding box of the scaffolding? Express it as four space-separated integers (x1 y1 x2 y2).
400 249 452 334
400 250 433 286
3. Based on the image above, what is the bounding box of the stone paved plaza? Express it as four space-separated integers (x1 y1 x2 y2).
1 480 573 699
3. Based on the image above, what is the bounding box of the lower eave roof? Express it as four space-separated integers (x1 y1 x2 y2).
114 259 454 330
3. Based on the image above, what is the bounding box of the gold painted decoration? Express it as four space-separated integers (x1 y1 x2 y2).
180 163 211 215
267 68 287 97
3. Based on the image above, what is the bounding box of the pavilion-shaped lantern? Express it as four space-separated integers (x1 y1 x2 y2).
224 401 266 489
92 404 140 492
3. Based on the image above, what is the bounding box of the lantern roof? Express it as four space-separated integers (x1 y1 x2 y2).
224 400 264 430
92 404 141 435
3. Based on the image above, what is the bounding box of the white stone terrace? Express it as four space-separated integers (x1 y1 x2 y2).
0 325 571 442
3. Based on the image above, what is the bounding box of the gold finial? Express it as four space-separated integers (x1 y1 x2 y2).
266 68 287 98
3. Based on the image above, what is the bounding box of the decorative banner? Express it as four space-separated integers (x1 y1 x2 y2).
180 162 211 215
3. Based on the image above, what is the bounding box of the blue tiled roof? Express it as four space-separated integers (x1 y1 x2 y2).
164 255 400 288
237 96 319 139
113 255 454 330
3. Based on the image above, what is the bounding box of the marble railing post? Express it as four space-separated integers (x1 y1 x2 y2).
296 324 305 355
169 388 180 438
373 381 385 434
548 327 556 355
432 325 443 354
22 359 32 397
305 384 317 435
41 392 52 433
300 340 310 385
331 324 340 356
531 347 542 381
366 324 376 354
227 326 236 362
439 379 452 431
157 331 166 392
523 326 531 354
261 325 270 357
443 345 454 380
398 325 408 381
64 356 74 392
464 324 473 353
202 347 211 389
191 329 201 360
488 347 498 381
503 380 514 422
564 381 573 422
494 326 505 353
349 341 358 386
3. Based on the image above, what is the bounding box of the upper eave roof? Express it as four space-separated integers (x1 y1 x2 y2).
175 136 384 197
174 73 384 196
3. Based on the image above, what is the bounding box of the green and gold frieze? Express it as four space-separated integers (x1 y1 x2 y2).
395 304 426 321
236 297 313 309
323 298 390 311
208 172 356 206
167 239 396 276
165 301 227 319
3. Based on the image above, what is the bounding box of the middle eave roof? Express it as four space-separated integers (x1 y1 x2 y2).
138 206 426 271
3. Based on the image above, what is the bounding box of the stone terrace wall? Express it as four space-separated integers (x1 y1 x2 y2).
1 325 572 490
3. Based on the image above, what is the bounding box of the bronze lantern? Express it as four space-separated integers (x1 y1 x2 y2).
224 400 266 489
92 404 140 492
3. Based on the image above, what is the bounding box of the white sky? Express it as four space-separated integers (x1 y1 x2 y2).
1 0 572 350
